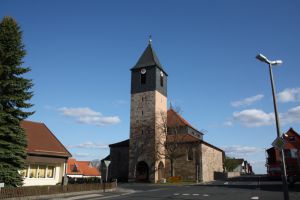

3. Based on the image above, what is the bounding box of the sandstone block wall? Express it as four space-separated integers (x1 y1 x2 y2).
201 143 223 182
129 91 167 183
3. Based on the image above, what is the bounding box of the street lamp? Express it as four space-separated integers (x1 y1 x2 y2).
256 53 289 200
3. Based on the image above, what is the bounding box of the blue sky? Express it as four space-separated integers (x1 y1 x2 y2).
1 0 300 174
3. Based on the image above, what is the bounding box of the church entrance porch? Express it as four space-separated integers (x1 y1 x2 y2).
136 161 149 182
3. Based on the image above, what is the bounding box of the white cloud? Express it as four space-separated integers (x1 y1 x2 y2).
223 121 233 127
278 88 300 103
68 141 108 149
233 109 274 127
223 145 264 156
228 105 300 127
58 107 121 126
231 94 264 107
72 152 90 158
282 106 300 124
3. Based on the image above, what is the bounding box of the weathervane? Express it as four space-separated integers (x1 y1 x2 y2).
149 35 152 44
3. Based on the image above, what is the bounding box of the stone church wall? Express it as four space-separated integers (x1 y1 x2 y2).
164 144 201 181
201 143 223 182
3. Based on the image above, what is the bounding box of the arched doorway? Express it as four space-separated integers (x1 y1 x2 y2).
158 161 165 181
136 161 149 182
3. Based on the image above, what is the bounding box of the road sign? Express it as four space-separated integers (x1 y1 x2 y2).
272 137 286 150
104 160 111 167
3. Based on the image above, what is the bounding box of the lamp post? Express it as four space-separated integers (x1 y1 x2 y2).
256 53 289 200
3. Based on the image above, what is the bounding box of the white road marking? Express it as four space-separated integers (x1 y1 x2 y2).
203 194 210 197
174 193 180 195
64 194 103 200
182 193 190 195
224 182 229 185
251 197 259 200
192 193 200 196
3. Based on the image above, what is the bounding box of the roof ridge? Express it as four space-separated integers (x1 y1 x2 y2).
22 120 44 124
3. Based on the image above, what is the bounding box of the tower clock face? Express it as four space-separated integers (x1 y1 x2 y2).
160 71 164 77
141 68 146 74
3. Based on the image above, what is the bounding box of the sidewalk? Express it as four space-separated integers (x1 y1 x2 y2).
4 187 122 200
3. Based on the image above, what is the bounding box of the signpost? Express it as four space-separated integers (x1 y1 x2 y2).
104 160 111 182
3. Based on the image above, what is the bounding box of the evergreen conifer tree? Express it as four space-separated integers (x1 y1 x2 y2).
0 16 34 187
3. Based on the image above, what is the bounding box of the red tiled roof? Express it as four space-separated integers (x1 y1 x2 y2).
67 158 100 176
167 109 201 133
167 109 193 128
21 120 72 157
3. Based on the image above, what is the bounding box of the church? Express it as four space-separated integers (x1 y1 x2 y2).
101 40 224 183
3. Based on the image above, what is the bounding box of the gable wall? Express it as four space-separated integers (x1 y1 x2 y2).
201 143 223 182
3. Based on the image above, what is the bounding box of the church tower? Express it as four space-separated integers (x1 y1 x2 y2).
128 40 167 183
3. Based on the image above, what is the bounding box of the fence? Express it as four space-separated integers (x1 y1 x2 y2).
0 182 116 199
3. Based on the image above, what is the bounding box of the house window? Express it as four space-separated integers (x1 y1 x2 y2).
71 164 79 172
289 136 296 142
291 149 298 158
29 164 38 178
47 166 54 178
141 73 146 85
187 147 193 161
38 165 46 178
26 165 55 179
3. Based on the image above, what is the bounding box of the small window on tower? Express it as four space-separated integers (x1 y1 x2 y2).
160 71 164 87
141 73 146 85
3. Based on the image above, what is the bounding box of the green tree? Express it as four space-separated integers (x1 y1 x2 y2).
0 16 34 187
224 156 241 172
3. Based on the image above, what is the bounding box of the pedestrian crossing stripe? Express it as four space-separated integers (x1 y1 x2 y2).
173 193 209 197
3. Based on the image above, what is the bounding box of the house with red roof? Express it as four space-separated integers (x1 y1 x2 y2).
266 128 300 179
66 158 101 179
20 121 72 186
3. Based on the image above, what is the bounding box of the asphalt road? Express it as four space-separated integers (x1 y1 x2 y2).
49 176 300 200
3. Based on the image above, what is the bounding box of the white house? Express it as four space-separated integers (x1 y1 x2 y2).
20 121 72 186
